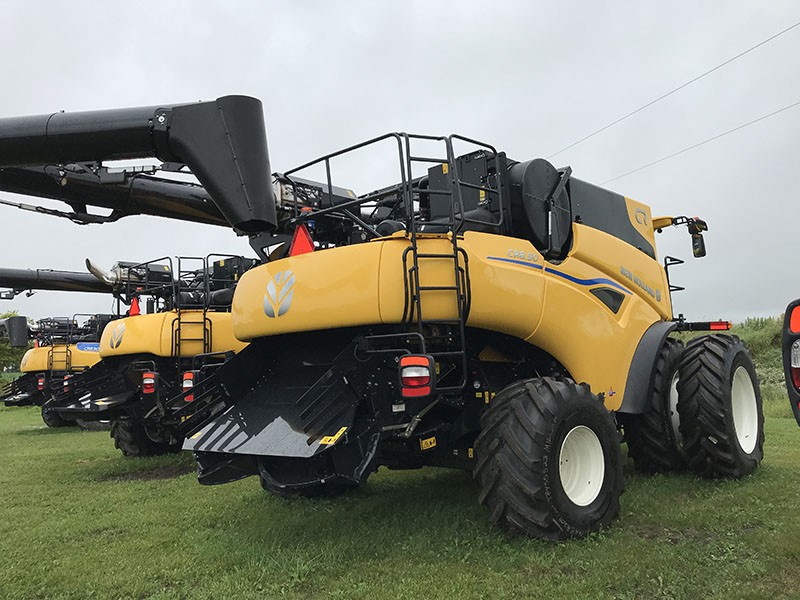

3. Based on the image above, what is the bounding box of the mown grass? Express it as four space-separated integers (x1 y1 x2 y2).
0 321 798 600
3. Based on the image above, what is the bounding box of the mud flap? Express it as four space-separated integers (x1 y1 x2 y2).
1 372 43 407
52 390 137 420
183 332 384 485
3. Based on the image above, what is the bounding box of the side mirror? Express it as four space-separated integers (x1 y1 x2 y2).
688 218 708 258
692 233 706 258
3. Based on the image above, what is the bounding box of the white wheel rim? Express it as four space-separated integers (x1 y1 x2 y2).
559 425 605 507
667 371 682 451
731 366 758 454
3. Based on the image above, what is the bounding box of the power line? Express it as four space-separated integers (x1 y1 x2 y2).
547 20 800 159
600 99 800 185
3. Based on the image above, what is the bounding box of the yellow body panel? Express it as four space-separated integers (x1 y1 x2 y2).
231 222 674 411
19 344 101 373
100 310 247 358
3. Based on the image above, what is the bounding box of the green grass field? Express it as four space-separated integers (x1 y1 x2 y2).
1 321 798 600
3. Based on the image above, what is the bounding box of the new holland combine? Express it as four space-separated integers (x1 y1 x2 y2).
44 255 254 456
0 96 765 539
0 313 113 427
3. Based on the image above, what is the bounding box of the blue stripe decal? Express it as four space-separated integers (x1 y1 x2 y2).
543 268 632 295
487 256 632 296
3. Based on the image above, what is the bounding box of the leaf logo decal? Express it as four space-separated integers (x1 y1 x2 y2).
263 270 295 318
110 323 126 349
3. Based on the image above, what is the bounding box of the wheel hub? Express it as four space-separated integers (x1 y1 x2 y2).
731 366 758 454
559 425 605 506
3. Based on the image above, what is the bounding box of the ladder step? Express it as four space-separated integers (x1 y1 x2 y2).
414 253 459 259
417 286 459 291
431 351 466 357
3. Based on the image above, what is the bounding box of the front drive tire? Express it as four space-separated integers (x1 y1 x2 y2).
619 337 685 473
677 334 764 478
473 377 624 540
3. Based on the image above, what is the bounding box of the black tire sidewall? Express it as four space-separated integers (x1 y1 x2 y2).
544 398 622 535
723 348 764 467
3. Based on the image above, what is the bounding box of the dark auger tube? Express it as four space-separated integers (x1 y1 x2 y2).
0 268 113 294
0 95 276 233
0 166 228 227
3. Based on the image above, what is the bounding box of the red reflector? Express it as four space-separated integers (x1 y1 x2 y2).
182 372 195 402
288 224 315 256
793 367 800 389
791 306 800 334
402 375 430 386
63 375 70 391
710 321 731 331
37 378 44 391
142 372 156 394
129 296 140 316
403 386 431 398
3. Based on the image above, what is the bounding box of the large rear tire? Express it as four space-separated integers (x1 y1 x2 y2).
677 334 764 478
111 418 179 457
41 405 71 428
619 337 685 473
473 377 624 540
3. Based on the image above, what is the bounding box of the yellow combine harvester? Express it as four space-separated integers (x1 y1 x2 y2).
45 256 253 456
0 97 765 540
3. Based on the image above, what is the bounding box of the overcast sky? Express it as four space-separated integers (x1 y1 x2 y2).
0 1 798 322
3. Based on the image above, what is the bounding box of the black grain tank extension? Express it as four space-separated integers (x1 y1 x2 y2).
0 95 276 233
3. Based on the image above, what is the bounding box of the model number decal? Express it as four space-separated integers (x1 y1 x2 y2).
506 249 539 262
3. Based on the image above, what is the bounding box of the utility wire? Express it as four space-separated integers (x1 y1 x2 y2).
600 99 800 185
547 20 800 159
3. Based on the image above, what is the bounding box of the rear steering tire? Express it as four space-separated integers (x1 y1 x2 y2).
473 377 624 540
677 334 764 478
111 418 181 457
619 337 686 473
41 405 71 428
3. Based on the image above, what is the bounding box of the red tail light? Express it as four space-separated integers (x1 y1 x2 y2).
63 375 71 392
710 321 731 331
142 372 156 394
182 371 195 402
791 306 800 334
37 377 44 391
399 355 436 398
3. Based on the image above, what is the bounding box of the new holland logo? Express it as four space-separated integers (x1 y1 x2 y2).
263 270 295 318
110 323 126 349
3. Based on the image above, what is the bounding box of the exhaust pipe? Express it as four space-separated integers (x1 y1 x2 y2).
85 259 119 286
0 95 276 233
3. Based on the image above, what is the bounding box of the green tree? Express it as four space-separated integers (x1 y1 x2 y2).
0 310 31 372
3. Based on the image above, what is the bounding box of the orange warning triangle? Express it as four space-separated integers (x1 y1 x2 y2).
130 296 141 316
289 224 315 256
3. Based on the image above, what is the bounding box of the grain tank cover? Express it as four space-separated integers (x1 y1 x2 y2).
0 95 276 233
